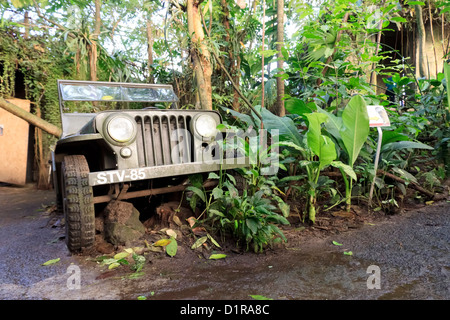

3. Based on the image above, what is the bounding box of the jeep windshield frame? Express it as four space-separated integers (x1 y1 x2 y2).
57 80 179 114
57 80 180 137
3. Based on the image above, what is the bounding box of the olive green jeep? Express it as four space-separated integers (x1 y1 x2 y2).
52 80 246 252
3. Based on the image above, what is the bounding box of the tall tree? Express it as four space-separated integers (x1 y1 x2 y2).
415 4 427 79
186 0 212 110
89 0 102 81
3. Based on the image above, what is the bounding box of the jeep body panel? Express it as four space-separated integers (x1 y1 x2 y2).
54 80 247 252
53 80 246 205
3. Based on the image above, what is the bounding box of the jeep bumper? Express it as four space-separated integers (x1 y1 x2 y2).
88 157 249 186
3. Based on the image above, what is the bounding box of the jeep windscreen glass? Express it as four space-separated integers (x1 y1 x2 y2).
61 84 121 101
122 87 177 102
59 82 179 113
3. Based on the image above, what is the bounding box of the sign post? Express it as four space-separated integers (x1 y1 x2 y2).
367 105 391 206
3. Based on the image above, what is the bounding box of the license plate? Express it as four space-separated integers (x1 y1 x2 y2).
92 168 147 185
88 158 249 186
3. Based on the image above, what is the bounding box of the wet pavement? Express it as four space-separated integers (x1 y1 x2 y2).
0 184 449 301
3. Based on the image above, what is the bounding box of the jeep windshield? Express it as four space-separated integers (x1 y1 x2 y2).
58 80 179 113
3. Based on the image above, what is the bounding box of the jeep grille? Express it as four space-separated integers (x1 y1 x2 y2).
135 114 192 167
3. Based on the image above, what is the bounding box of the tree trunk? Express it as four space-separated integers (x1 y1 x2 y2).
88 43 98 81
24 11 30 39
276 0 285 117
89 0 102 81
0 98 62 138
415 4 427 79
187 0 212 110
93 0 101 36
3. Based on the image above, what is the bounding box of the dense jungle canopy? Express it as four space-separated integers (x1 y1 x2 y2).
1 0 448 116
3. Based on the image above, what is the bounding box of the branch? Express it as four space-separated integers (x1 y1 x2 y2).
377 169 435 199
0 98 62 138
32 0 69 34
320 168 439 200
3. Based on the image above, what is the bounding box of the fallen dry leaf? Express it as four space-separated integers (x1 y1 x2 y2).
331 210 353 218
186 216 197 228
172 215 182 227
192 226 207 235
166 229 177 239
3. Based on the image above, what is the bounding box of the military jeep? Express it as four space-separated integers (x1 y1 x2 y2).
52 80 246 252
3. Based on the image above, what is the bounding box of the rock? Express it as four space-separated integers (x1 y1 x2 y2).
104 200 134 224
104 223 143 246
103 200 145 246
125 207 146 233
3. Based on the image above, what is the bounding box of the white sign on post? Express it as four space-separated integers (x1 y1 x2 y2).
367 105 390 127
367 105 390 206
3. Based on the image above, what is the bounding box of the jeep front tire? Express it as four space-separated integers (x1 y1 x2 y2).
61 155 95 252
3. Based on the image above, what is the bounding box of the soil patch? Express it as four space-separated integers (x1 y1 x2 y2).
57 183 449 276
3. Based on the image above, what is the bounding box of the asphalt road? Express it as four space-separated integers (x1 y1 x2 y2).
0 184 449 301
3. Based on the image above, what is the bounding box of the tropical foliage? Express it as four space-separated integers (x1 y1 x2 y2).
1 0 449 251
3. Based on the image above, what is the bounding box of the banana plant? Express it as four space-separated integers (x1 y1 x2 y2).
318 95 369 211
259 103 356 222
339 95 369 211
303 112 337 222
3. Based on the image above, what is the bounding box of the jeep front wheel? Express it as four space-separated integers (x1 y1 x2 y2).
61 155 95 252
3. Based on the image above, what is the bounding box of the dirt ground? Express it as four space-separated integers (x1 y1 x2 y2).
75 191 416 268
0 182 449 301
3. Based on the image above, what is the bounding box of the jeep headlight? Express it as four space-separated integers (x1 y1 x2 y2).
107 116 136 143
194 114 218 138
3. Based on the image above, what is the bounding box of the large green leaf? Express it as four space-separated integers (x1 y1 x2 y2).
246 218 260 235
331 161 357 181
381 131 410 146
339 95 369 166
306 113 328 155
186 186 206 202
220 106 257 128
285 98 316 116
381 140 433 154
305 113 337 169
269 141 306 155
317 106 343 141
258 107 304 147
